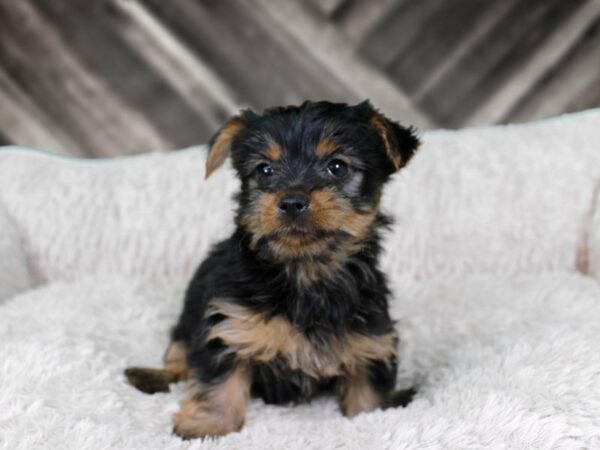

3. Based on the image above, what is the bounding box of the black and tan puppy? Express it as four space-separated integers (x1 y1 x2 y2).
125 100 420 439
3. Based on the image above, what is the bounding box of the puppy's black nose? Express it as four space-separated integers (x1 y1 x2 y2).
278 193 309 219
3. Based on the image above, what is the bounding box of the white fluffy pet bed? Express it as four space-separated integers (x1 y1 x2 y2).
1 110 600 449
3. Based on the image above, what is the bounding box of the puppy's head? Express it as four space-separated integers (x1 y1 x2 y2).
205 100 419 262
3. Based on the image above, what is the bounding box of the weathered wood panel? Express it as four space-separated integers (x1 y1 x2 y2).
253 0 434 127
329 0 399 43
306 0 349 18
415 0 585 126
507 15 600 122
0 66 83 154
0 0 597 157
142 0 357 109
32 0 220 149
464 0 600 125
384 0 506 94
0 0 172 156
0 130 10 146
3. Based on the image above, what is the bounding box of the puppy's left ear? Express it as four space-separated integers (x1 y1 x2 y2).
357 101 420 172
205 115 246 179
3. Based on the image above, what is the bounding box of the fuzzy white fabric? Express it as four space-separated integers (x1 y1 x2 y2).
1 109 600 449
588 184 600 279
0 204 32 304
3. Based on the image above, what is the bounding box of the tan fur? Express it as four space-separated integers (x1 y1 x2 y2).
241 191 332 259
205 300 397 378
173 364 251 439
269 234 331 259
339 368 382 417
242 192 282 246
282 238 365 288
310 188 377 240
205 119 244 179
264 141 282 161
287 258 342 288
163 341 189 381
242 188 375 258
238 187 377 287
314 139 337 157
369 115 402 171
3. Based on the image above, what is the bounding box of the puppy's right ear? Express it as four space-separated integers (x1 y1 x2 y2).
205 115 246 179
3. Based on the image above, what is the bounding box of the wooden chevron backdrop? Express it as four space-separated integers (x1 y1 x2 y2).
0 0 599 157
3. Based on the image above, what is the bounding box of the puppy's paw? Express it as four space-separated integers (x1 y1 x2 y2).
124 367 171 394
172 396 244 439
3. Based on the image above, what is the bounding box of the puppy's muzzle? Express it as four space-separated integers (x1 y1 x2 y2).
278 193 309 220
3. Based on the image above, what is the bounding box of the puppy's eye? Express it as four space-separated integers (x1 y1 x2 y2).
326 158 349 178
256 163 274 177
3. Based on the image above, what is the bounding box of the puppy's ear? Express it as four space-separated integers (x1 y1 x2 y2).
355 100 420 172
205 116 246 179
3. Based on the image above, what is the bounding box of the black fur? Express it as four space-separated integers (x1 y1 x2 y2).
128 101 420 425
173 101 418 405
173 224 394 400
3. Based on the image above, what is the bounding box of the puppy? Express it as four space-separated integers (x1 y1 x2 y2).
125 100 420 439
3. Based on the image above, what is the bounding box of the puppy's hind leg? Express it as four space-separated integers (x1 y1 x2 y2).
125 341 189 394
338 357 416 417
173 363 251 439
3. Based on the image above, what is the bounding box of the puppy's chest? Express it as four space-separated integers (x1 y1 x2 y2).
205 300 396 378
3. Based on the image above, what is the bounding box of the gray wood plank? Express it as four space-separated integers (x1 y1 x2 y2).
333 0 401 43
142 0 357 111
359 0 442 69
0 129 10 146
0 0 169 156
111 0 240 127
29 0 215 148
569 75 600 113
253 0 435 128
464 0 600 126
386 0 502 94
507 17 600 122
0 0 597 156
417 0 581 126
0 66 84 155
305 0 349 17
412 0 516 102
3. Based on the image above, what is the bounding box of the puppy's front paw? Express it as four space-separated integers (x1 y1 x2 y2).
172 396 244 439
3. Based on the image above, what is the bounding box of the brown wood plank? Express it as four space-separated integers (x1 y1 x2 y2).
507 16 600 122
142 0 357 111
29 0 215 148
0 0 169 156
